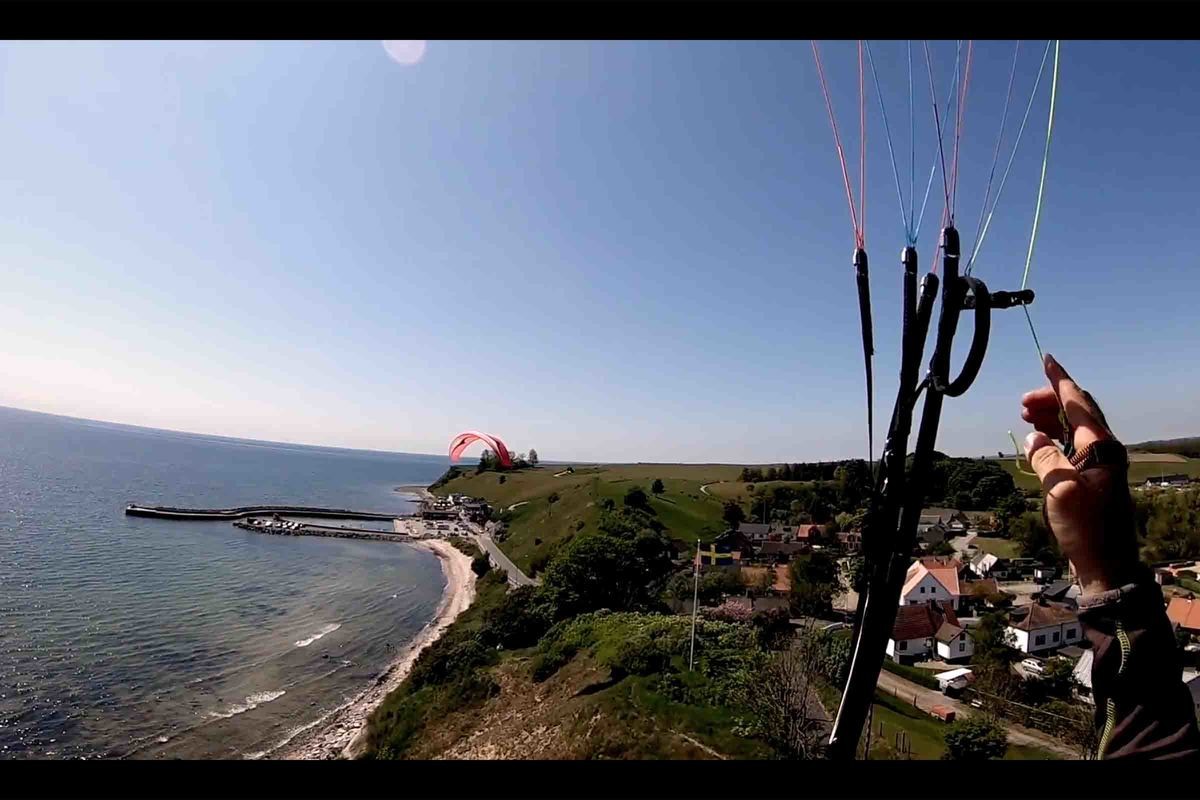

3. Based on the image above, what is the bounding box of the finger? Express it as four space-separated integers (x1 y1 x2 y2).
1021 386 1060 411
1044 354 1107 450
1024 430 1077 496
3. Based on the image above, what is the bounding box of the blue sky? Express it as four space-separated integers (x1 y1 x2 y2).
0 40 1197 463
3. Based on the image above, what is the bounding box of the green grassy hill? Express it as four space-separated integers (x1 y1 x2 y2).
433 464 743 574
997 454 1200 491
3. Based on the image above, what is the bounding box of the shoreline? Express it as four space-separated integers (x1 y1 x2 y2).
394 485 434 502
268 537 477 760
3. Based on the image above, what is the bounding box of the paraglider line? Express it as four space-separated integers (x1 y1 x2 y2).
965 40 1054 273
966 40 1021 276
923 39 953 266
865 40 913 243
812 40 863 248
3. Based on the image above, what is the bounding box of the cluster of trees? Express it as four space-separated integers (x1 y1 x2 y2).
924 453 1021 511
1136 487 1200 562
789 551 842 618
726 453 1022 535
475 448 540 473
738 459 871 484
480 504 679 653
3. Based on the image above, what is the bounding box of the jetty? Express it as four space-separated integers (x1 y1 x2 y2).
124 503 401 521
232 517 407 542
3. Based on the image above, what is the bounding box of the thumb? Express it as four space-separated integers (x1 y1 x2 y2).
1024 431 1077 495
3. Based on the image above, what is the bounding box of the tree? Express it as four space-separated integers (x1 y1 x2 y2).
745 567 773 598
993 494 1027 536
722 501 746 529
970 611 1016 668
538 534 660 618
790 551 843 617
1038 656 1077 700
476 449 495 474
623 486 649 511
928 539 957 557
479 585 553 649
471 553 492 577
528 448 539 466
707 598 754 624
942 715 1008 760
547 491 560 517
733 636 829 759
844 555 868 593
1011 511 1063 565
651 478 665 496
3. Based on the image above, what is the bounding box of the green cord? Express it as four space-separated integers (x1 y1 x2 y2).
1021 40 1060 291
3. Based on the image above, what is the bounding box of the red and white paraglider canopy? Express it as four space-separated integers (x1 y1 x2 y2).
448 431 514 468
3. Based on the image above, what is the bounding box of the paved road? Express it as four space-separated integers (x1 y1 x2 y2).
472 530 537 588
875 669 1078 758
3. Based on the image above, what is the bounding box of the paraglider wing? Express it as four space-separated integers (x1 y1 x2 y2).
448 431 513 468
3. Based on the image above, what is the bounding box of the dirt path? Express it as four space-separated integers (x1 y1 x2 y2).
875 670 1078 758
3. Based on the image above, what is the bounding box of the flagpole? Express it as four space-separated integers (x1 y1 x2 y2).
689 539 700 671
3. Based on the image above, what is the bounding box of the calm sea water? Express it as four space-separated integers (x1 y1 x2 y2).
0 406 451 760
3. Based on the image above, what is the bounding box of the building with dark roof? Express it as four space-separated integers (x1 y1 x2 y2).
1005 601 1082 654
887 601 959 664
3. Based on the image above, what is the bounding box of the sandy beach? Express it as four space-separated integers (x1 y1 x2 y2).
267 538 477 760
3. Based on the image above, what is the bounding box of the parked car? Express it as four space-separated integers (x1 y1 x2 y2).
1021 657 1045 675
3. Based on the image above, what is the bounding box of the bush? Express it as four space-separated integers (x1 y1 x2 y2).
471 554 492 577
479 585 554 650
407 635 495 689
942 715 1008 760
447 536 483 559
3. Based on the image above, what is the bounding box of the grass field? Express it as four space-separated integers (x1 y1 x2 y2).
433 464 741 574
997 454 1200 491
972 536 1020 559
702 478 821 504
814 682 1057 760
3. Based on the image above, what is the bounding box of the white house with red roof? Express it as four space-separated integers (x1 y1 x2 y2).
887 601 963 663
900 557 963 610
1005 601 1082 654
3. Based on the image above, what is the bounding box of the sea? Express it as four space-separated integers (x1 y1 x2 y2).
0 405 452 760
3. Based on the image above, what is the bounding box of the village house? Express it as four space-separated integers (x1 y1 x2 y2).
735 522 772 543
963 510 995 532
886 601 962 663
920 507 971 534
794 523 826 544
959 578 1013 614
915 519 948 546
1156 560 1200 584
758 541 807 564
835 530 863 553
1144 474 1192 489
1167 595 1200 636
969 551 1000 578
1005 600 1082 654
900 557 963 610
1033 579 1080 609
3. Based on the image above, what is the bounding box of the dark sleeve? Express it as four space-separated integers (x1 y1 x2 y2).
1078 576 1200 760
